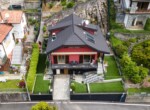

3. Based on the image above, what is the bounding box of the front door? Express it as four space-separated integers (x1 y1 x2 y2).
64 68 68 74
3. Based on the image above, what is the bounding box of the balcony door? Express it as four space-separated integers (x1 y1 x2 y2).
57 55 65 64
137 2 149 10
83 55 91 64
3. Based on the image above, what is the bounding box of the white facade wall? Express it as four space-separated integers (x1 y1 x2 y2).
148 3 150 10
124 14 128 27
123 0 130 9
2 29 15 56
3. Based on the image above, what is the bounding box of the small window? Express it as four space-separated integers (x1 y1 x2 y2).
86 34 95 43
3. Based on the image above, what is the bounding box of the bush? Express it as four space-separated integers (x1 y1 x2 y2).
34 22 40 31
27 44 39 92
67 2 74 8
42 25 47 32
114 44 128 58
48 3 54 8
71 83 75 91
61 1 66 6
19 80 26 88
144 18 150 31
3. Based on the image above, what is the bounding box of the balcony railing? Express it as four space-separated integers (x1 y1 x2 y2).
135 9 150 13
51 63 98 69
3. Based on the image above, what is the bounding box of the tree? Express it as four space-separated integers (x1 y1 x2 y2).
31 102 57 110
67 2 74 8
144 18 150 31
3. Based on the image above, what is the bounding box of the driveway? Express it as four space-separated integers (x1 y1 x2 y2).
53 75 70 101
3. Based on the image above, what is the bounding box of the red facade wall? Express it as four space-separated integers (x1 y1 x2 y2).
51 29 61 34
69 55 79 62
54 46 95 53
85 29 95 35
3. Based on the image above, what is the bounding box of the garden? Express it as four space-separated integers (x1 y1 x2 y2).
108 0 150 95
71 81 124 93
0 80 26 92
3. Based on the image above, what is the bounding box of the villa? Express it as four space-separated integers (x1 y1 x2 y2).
46 14 110 74
115 0 150 30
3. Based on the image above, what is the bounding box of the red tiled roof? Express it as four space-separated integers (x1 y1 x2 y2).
0 10 23 24
0 24 13 43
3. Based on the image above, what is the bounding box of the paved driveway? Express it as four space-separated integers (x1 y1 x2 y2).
53 75 70 101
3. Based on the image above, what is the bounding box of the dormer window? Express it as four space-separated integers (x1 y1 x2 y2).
52 32 56 42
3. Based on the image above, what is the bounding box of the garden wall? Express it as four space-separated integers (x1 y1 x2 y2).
70 93 126 102
30 94 52 101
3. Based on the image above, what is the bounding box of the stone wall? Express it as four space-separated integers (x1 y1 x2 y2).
24 1 41 9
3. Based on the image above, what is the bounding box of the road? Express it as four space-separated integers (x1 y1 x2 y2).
0 101 150 110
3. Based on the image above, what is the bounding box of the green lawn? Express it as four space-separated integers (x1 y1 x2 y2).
0 80 25 92
128 88 150 93
104 56 121 79
90 81 124 93
33 74 50 94
72 81 87 93
36 54 47 74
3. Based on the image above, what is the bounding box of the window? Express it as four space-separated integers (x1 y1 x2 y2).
83 55 91 63
57 55 65 64
86 34 95 43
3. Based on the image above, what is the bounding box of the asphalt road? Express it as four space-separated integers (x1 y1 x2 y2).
0 102 150 110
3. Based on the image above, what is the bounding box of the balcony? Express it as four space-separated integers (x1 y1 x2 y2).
135 9 150 13
51 63 98 69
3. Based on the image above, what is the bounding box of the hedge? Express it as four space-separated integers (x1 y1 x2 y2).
27 44 39 92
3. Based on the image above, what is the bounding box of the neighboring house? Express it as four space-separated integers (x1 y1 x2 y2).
46 14 110 74
0 24 15 71
115 0 150 29
0 10 28 40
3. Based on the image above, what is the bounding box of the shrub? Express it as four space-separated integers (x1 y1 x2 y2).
42 25 47 32
144 18 150 31
67 2 74 8
19 80 26 88
48 3 54 8
61 1 66 6
114 44 128 58
34 22 40 31
71 83 75 91
26 44 39 92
